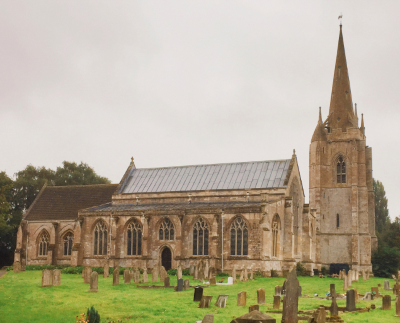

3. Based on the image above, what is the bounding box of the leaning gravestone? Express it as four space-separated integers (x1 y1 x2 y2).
346 289 356 312
396 296 400 316
362 292 373 301
152 266 159 283
273 295 280 309
384 280 390 290
198 295 213 308
52 269 61 286
124 269 131 284
142 268 148 283
103 264 109 278
215 295 228 308
257 288 265 305
229 310 276 323
183 279 190 290
88 271 98 292
190 264 195 276
113 267 119 285
42 269 53 287
281 267 299 323
194 286 203 302
237 291 247 306
177 278 183 292
164 277 170 287
382 295 391 310
13 261 21 273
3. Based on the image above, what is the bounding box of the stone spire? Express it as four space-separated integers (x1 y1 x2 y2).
328 25 354 130
311 107 327 142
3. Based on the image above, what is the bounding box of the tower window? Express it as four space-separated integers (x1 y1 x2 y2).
336 156 346 183
337 214 340 228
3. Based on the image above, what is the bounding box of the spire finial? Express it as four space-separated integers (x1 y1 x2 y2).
130 157 135 166
360 113 365 136
338 13 343 27
318 107 323 124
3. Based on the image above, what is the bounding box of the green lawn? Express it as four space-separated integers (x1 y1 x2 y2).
0 271 397 322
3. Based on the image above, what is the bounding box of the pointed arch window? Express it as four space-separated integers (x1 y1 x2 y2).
230 217 248 256
94 221 107 256
127 221 142 256
159 218 174 241
38 231 49 256
337 156 346 183
63 232 74 256
193 218 209 256
272 215 281 258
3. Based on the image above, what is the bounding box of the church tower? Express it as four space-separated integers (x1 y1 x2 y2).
309 25 377 272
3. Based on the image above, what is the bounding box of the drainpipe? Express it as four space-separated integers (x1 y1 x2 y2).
221 211 224 273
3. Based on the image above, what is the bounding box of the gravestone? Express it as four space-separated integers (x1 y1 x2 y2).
209 277 216 285
396 296 400 316
152 267 159 283
52 269 61 286
88 271 98 292
202 314 214 323
83 267 92 284
343 275 347 291
142 268 148 283
229 310 276 323
113 267 119 285
273 295 280 309
160 266 167 282
194 265 199 280
330 292 338 316
330 284 336 298
281 267 299 323
371 304 376 309
13 261 21 273
346 289 356 312
215 295 228 308
362 292 373 301
244 268 248 281
198 262 205 281
184 279 190 290
177 278 183 291
194 286 203 302
354 288 359 302
164 277 170 287
297 286 302 297
382 295 391 310
177 265 182 280
134 269 140 283
204 260 209 279
227 277 234 284
257 288 265 305
103 264 109 278
240 270 245 282
384 280 390 290
249 305 259 312
232 267 237 283
362 269 366 281
209 267 215 278
250 268 254 280
371 286 380 297
42 269 53 287
198 295 213 308
124 269 131 284
237 291 247 306
275 285 282 296
190 264 195 276
315 306 326 323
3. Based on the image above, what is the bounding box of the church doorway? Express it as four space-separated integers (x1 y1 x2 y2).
161 247 172 271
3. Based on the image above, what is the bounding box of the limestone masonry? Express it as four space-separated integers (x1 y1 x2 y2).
14 26 376 275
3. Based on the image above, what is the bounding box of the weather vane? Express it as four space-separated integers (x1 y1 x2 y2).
338 13 343 26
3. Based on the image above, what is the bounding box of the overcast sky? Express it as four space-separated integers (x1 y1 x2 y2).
1 1 399 218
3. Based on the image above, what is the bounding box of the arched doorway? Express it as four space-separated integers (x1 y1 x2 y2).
161 247 172 270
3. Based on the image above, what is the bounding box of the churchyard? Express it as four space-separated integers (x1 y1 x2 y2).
1 268 400 323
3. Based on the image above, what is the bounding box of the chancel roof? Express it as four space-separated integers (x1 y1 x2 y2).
119 160 291 194
24 184 118 221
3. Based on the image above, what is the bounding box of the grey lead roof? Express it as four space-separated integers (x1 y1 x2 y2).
119 159 291 194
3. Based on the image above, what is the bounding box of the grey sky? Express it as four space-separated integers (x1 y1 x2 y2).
1 1 399 218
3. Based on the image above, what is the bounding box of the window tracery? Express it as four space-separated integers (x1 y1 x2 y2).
63 232 73 256
159 218 174 241
193 218 209 256
337 156 346 183
38 231 49 256
94 221 107 256
127 221 142 256
230 217 248 256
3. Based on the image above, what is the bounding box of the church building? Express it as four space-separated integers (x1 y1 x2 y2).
14 26 376 275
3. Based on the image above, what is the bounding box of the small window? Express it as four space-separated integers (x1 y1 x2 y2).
94 221 108 256
336 156 346 183
337 214 340 228
38 231 50 256
63 232 73 256
159 218 174 241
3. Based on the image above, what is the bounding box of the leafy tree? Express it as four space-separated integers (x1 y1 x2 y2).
373 179 390 233
54 161 110 186
372 245 400 278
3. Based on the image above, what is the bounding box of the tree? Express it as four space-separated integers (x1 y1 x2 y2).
54 161 110 186
373 179 390 233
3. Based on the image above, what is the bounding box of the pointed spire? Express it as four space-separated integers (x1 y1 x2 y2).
328 25 354 130
360 113 365 136
354 103 358 118
311 107 327 142
318 106 323 124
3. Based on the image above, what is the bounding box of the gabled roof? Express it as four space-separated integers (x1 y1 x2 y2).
24 184 118 221
119 159 291 194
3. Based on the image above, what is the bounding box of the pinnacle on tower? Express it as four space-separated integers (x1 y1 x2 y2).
360 113 365 136
311 107 327 142
328 25 354 131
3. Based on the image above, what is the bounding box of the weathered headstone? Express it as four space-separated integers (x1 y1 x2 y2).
382 295 391 310
227 277 234 284
315 305 326 323
103 264 109 278
240 270 245 282
198 262 204 281
177 278 183 291
257 288 265 305
160 266 167 282
209 267 215 278
330 293 338 316
396 296 400 316
371 286 380 297
113 267 119 285
275 285 282 296
362 292 373 301
346 289 356 312
194 265 199 280
202 314 214 323
177 265 182 280
215 295 228 308
88 271 98 292
52 269 61 286
124 269 131 284
281 267 299 323
343 275 347 291
354 288 359 302
42 269 53 287
273 295 280 309
204 260 209 279
198 295 213 308
13 261 21 273
330 284 336 298
183 279 190 290
189 264 195 276
83 267 92 284
142 268 148 283
194 286 203 302
384 280 390 290
133 269 140 283
152 266 159 283
164 277 170 287
237 291 247 306
209 277 216 285
362 269 366 281
232 267 237 283
250 268 254 280
249 304 259 312
244 268 248 282
229 310 276 323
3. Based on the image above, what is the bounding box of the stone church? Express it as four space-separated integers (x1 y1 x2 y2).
14 26 376 275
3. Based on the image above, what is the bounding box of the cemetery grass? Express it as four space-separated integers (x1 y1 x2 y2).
0 272 398 323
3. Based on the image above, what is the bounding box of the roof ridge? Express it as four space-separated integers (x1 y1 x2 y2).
45 184 117 189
